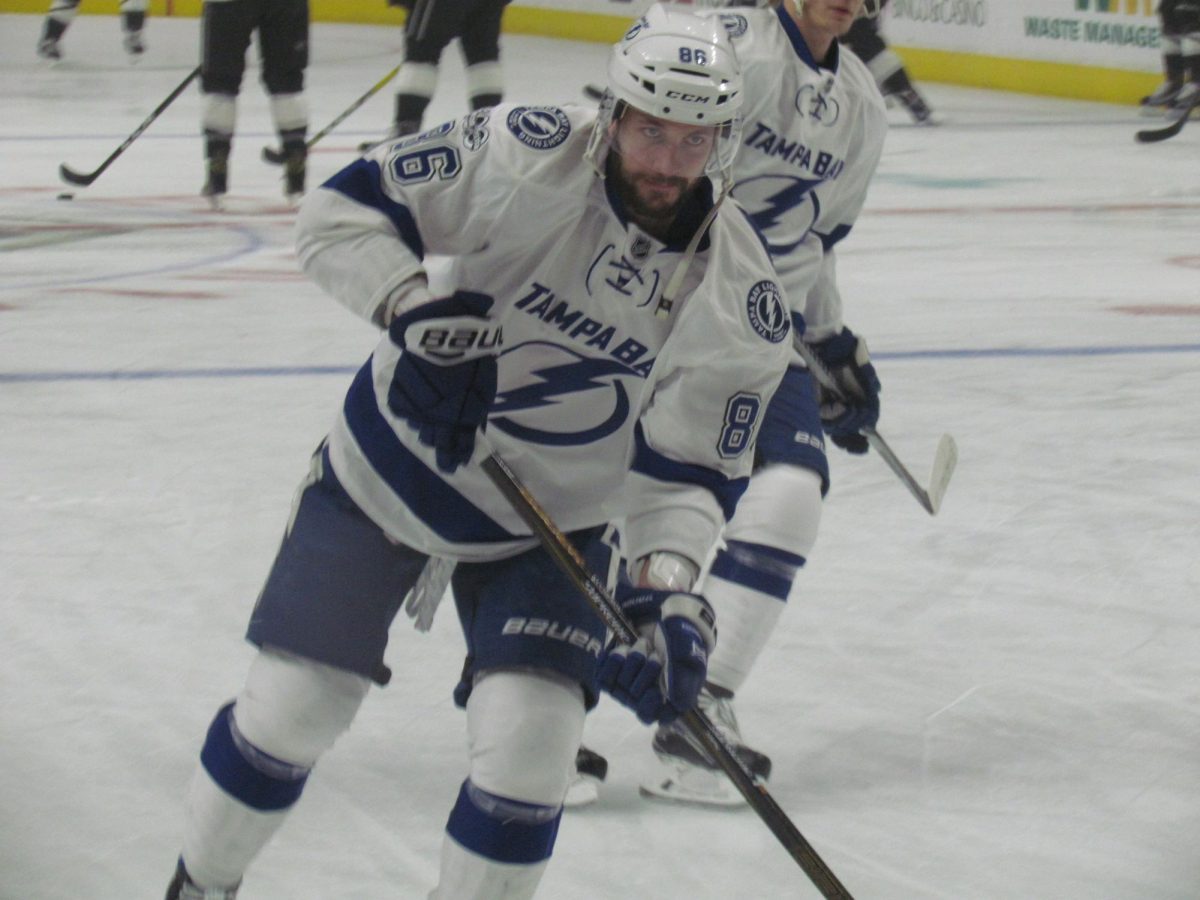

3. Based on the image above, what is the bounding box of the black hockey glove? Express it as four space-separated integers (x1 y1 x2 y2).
812 327 881 455
387 291 500 473
597 586 716 725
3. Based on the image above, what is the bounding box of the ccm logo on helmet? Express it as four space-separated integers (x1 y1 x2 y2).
665 90 711 104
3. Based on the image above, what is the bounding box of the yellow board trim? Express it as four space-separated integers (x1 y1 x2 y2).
2 1 1159 104
893 46 1160 106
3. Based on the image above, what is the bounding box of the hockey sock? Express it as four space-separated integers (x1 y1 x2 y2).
466 60 503 112
393 62 437 133
430 781 560 900
180 703 307 889
121 10 145 34
703 465 822 694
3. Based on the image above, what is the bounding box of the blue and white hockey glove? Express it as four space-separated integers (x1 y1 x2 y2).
812 327 881 455
597 587 717 725
387 291 501 473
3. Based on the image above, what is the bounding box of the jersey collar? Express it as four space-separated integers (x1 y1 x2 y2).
775 3 843 74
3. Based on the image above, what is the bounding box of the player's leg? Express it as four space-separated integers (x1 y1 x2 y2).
395 0 459 135
37 0 79 62
1171 0 1200 112
432 534 611 898
119 0 148 59
165 446 428 896
458 0 510 112
844 14 933 124
199 0 255 205
643 365 828 806
258 0 310 201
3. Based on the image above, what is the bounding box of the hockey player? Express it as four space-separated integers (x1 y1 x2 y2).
638 0 890 805
843 0 935 124
163 7 793 898
360 0 513 150
199 0 310 208
36 0 146 62
1139 0 1200 115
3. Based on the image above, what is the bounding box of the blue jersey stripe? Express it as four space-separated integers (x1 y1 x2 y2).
341 361 519 545
630 422 748 521
322 158 426 259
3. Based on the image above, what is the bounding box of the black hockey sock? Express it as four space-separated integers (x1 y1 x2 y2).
121 9 145 33
880 68 917 97
41 17 68 43
1165 53 1186 87
394 93 430 133
470 92 501 112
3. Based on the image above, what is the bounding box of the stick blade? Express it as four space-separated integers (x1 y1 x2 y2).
261 145 285 165
925 434 958 515
1135 98 1197 143
58 163 94 187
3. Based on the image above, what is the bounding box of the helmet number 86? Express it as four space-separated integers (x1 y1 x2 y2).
678 47 709 66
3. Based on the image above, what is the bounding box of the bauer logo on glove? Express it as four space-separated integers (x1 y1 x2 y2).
405 319 503 364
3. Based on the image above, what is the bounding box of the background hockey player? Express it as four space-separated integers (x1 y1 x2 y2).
638 0 891 806
1139 0 1200 115
199 0 311 207
163 7 793 897
843 0 935 124
361 0 513 149
36 0 146 62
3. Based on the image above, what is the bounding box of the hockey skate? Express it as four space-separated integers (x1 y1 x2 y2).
283 147 307 206
894 86 935 125
37 38 62 63
201 153 229 211
164 860 239 900
1140 80 1182 115
123 31 146 60
1170 82 1200 120
640 685 771 807
563 745 608 808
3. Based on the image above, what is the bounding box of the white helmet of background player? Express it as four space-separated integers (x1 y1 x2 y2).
586 3 744 183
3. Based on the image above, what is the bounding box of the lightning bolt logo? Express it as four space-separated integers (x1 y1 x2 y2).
490 347 634 446
734 175 823 256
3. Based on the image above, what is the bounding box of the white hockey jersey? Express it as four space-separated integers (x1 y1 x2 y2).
295 104 792 567
709 6 887 342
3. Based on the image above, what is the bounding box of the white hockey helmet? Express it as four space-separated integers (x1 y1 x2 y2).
587 3 744 181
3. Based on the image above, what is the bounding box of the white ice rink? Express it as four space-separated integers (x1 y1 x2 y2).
2 11 1199 899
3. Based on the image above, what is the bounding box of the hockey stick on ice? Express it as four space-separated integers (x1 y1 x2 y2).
794 338 957 515
480 450 857 900
262 64 402 164
59 66 200 187
1135 92 1200 144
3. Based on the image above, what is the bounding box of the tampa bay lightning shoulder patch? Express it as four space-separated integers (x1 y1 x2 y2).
506 107 571 150
746 280 790 343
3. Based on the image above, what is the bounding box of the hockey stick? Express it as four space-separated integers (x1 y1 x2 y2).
59 66 200 187
262 64 402 164
582 83 606 102
793 338 957 515
480 450 856 900
1135 92 1200 143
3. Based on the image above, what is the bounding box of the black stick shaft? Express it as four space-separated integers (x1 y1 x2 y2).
59 66 200 187
480 452 856 899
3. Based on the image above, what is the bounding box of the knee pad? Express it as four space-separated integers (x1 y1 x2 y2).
466 670 585 806
232 648 370 767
